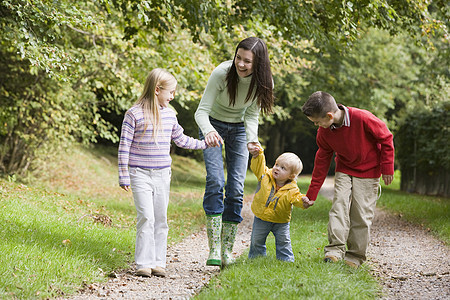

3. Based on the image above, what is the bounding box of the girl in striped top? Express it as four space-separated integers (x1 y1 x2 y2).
118 68 208 278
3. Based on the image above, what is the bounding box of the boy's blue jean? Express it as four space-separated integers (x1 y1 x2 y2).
199 117 249 223
249 216 295 262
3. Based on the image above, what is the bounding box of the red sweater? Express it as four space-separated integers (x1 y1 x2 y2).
306 107 395 201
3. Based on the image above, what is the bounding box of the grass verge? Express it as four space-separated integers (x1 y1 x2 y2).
1 148 448 299
196 177 380 299
0 145 207 299
196 171 450 299
0 180 135 298
378 170 450 244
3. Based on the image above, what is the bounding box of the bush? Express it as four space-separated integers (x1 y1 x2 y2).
395 104 450 196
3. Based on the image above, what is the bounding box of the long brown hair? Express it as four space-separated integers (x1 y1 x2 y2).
226 37 274 115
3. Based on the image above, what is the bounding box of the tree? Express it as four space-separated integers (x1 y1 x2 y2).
1 0 448 176
259 25 448 173
396 105 449 197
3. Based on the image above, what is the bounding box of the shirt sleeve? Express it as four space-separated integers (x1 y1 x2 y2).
118 111 135 186
364 113 395 175
244 99 260 143
250 149 269 181
172 116 208 150
306 130 334 201
194 65 225 136
290 187 307 209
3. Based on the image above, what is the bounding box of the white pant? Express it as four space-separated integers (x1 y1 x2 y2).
130 167 171 269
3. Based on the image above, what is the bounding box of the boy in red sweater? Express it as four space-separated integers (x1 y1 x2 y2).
302 91 394 268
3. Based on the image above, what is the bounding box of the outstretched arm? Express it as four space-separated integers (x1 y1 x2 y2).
302 196 315 209
248 142 261 158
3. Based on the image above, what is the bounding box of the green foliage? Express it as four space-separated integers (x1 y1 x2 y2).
395 103 450 196
396 105 450 171
0 0 216 175
261 25 449 170
0 46 96 174
115 0 448 48
1 0 448 177
301 28 449 127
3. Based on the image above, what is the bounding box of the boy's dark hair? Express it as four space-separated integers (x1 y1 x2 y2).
226 37 274 115
302 91 338 117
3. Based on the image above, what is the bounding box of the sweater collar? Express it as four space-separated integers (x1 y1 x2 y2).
238 73 253 84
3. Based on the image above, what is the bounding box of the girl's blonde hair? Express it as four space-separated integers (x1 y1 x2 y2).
135 68 177 139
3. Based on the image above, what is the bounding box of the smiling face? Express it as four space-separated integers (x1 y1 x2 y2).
156 84 176 108
234 48 254 77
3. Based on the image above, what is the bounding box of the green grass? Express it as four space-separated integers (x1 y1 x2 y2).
1 148 448 299
0 181 135 298
378 170 450 244
197 180 379 299
0 145 208 299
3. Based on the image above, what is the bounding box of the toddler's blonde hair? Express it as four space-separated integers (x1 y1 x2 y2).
275 152 303 181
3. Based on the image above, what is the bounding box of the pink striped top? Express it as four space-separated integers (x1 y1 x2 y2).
118 105 207 186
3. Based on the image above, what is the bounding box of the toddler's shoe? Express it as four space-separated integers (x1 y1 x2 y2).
135 268 152 277
152 266 166 277
323 255 339 263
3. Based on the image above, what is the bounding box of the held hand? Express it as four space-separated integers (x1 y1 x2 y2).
205 131 223 147
247 142 261 157
382 174 394 186
302 196 314 209
121 185 131 192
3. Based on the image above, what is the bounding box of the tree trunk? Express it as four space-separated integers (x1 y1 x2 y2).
401 166 450 197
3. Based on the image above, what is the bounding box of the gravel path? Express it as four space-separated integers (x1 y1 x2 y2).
321 177 449 300
66 195 254 300
368 209 449 299
66 178 449 299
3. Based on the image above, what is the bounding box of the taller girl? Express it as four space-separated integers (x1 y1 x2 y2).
195 37 274 266
119 68 208 277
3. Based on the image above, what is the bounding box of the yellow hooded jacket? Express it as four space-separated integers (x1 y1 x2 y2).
250 150 306 223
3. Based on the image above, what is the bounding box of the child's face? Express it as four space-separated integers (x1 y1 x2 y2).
307 113 334 129
272 160 294 185
156 84 176 108
235 48 254 77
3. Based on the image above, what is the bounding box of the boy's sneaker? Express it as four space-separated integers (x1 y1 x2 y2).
323 255 339 263
152 266 166 277
344 260 359 268
135 268 152 277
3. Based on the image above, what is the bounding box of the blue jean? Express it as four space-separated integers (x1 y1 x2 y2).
249 216 295 262
200 117 249 223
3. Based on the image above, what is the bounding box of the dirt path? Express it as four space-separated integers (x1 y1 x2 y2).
369 209 449 299
320 177 450 300
66 195 254 300
67 178 449 299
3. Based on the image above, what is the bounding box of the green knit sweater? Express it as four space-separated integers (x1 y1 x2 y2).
194 60 260 143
